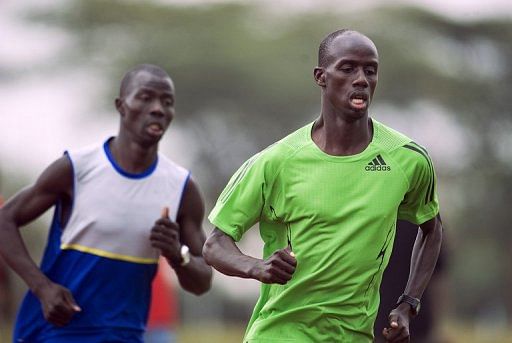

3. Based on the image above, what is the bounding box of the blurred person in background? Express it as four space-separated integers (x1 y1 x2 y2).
0 64 212 342
145 257 179 343
203 29 443 342
375 220 448 343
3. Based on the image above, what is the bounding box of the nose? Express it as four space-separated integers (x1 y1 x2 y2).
352 68 369 88
149 100 165 117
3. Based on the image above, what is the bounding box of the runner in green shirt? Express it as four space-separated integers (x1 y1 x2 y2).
203 29 443 343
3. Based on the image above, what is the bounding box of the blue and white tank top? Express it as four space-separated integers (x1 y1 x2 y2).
14 138 189 342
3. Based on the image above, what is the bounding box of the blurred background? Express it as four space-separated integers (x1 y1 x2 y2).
1 0 511 342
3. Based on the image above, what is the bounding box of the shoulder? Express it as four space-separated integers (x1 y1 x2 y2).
178 176 204 220
33 154 74 195
219 123 312 187
252 123 312 169
65 140 107 174
66 141 104 161
157 153 189 179
373 119 433 167
372 119 413 152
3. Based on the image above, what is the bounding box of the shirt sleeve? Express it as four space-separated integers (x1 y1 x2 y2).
397 144 440 225
208 151 271 241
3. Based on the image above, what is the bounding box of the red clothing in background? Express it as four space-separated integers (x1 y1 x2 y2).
147 259 178 329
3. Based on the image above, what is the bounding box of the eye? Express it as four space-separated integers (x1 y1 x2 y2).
339 65 354 73
138 93 151 101
365 67 377 76
163 98 174 107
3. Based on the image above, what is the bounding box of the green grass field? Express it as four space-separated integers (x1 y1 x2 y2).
438 322 512 343
177 323 512 343
2 322 512 342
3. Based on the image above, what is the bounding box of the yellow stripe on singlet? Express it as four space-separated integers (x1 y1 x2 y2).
61 244 159 264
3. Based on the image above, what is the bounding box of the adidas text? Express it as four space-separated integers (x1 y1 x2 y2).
365 165 391 171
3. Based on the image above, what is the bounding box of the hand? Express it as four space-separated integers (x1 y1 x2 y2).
382 304 412 342
35 281 81 327
252 246 297 284
150 207 182 265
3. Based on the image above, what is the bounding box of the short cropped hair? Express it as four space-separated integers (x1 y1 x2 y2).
318 29 353 67
119 64 170 97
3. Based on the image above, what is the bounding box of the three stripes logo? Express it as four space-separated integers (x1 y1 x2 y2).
403 141 435 205
365 154 391 171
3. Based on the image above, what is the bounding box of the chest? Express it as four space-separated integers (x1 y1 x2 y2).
61 164 186 260
259 155 407 265
264 155 408 226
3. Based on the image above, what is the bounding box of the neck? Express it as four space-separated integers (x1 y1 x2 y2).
312 108 373 156
109 132 159 174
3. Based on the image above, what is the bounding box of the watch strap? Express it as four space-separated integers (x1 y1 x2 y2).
397 294 421 315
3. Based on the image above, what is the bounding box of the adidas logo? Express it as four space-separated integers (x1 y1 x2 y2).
365 154 391 171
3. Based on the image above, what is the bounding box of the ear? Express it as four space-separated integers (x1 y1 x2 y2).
313 67 326 87
115 97 124 116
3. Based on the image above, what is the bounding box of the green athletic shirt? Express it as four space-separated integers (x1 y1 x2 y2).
208 118 440 342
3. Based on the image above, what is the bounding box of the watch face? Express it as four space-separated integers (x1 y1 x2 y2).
180 245 191 266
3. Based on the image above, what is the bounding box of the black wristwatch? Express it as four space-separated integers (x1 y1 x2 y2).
397 294 421 316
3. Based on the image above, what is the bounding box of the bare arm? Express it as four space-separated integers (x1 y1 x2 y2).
150 177 212 295
173 178 212 294
203 228 297 284
0 156 81 325
383 214 443 342
404 214 443 299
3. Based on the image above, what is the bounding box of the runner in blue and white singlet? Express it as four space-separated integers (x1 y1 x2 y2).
14 139 189 341
0 64 212 343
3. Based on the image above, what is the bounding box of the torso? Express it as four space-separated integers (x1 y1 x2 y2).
14 138 190 341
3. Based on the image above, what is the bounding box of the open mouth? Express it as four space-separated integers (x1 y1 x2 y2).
349 93 369 109
147 123 164 136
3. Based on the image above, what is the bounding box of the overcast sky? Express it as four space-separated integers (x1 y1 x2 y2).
162 0 512 20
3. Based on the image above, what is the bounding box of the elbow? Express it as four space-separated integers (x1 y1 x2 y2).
188 265 213 296
194 271 213 296
202 227 230 267
194 286 210 296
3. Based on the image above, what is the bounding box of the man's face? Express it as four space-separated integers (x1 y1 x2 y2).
116 70 175 145
316 33 379 119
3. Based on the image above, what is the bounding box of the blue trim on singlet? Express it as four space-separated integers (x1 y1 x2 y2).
39 202 65 275
103 137 158 179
